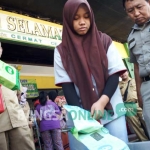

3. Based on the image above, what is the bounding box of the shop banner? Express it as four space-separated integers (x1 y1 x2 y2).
0 10 62 48
20 79 39 98
0 10 128 58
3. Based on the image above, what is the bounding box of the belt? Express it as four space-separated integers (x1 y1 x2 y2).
143 75 150 82
124 101 137 103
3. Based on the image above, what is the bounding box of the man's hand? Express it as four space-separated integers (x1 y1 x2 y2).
91 95 109 120
29 121 33 128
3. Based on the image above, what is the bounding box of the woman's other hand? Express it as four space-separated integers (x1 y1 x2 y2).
61 108 66 115
29 121 33 128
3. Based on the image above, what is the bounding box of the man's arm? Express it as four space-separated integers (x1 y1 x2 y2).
134 63 143 107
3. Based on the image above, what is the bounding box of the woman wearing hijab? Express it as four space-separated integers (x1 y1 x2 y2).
48 91 67 129
54 0 128 144
35 91 64 150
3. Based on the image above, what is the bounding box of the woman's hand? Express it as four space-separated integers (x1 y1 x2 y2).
91 95 109 120
61 108 66 115
29 121 33 128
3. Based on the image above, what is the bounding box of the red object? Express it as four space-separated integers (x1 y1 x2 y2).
61 131 70 150
34 100 40 107
97 120 101 124
0 85 5 113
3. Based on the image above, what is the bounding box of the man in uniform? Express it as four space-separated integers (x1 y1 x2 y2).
0 43 35 150
123 0 150 138
119 71 148 141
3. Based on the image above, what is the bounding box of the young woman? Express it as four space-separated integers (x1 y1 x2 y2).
35 91 64 150
54 0 128 144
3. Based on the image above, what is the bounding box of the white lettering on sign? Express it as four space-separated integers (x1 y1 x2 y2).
0 10 62 48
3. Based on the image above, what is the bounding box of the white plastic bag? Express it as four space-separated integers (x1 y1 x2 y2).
64 105 130 150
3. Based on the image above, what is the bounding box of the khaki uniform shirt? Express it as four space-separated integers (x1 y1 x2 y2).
119 78 137 102
127 20 150 77
21 101 30 123
0 86 28 133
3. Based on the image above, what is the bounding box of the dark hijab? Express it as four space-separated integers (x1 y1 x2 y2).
39 91 47 106
48 91 58 102
57 0 112 110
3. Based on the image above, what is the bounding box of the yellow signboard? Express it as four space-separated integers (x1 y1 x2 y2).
0 10 62 48
0 10 128 58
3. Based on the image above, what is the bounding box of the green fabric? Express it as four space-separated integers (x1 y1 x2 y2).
64 105 102 134
70 127 79 139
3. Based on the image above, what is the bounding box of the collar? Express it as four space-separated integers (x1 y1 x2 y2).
132 19 150 30
120 77 131 84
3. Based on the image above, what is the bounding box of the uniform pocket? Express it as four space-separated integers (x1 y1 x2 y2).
145 33 150 43
128 38 136 49
129 83 136 91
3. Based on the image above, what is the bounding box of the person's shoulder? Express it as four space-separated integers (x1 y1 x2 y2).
47 100 52 104
127 27 135 41
47 100 56 105
119 81 124 86
99 31 112 52
100 32 111 41
130 78 136 84
55 43 62 51
51 101 58 106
